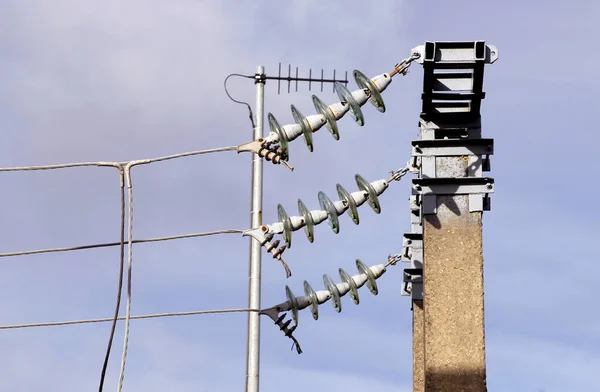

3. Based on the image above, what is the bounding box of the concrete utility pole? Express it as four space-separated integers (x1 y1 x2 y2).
401 41 498 392
245 65 265 392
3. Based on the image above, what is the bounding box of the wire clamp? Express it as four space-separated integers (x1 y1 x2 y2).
236 139 294 171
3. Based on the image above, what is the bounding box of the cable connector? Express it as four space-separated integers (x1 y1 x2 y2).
386 253 403 267
237 139 294 171
387 165 411 183
260 310 302 354
243 225 291 277
389 51 421 78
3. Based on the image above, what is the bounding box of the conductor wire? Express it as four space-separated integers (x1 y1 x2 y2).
0 308 260 330
0 230 244 258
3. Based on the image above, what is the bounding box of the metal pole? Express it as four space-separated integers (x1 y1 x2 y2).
245 65 265 392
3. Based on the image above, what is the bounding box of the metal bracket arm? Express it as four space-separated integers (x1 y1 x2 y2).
412 138 494 157
412 41 499 65
412 177 494 195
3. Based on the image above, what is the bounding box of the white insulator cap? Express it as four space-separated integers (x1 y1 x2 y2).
282 123 303 141
351 273 368 288
371 73 392 93
295 295 312 310
315 289 332 305
289 216 305 231
369 264 387 279
351 88 369 106
332 200 347 215
305 114 327 132
310 209 328 225
350 190 368 207
328 101 349 120
335 281 350 297
371 179 389 196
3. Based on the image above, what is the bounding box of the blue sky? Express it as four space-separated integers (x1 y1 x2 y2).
0 1 598 391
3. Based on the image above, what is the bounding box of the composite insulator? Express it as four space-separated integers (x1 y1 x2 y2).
263 70 394 162
275 173 388 249
237 52 421 169
242 164 412 278
261 258 387 337
260 252 406 353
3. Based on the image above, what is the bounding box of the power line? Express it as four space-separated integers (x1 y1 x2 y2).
0 146 240 391
0 146 238 173
0 230 244 258
0 308 259 330
0 161 122 172
130 146 237 165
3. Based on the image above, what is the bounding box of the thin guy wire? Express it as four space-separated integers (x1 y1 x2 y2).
98 165 125 392
0 230 244 258
0 308 260 330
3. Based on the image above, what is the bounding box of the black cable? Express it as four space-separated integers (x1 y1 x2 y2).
223 73 256 129
98 179 126 392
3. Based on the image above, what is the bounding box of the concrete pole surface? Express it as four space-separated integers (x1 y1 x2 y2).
423 157 487 392
413 300 425 392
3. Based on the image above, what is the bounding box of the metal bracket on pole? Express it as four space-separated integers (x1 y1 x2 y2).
400 232 423 304
409 196 423 234
401 268 423 302
412 138 493 160
412 177 493 214
401 232 423 262
413 41 499 65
